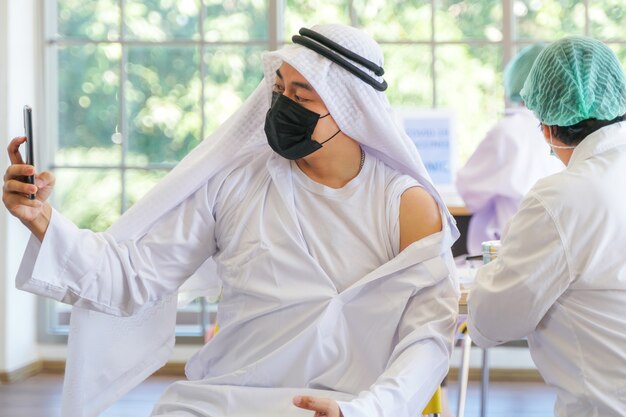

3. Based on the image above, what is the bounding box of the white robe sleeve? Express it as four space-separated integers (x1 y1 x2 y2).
337 254 458 417
467 193 573 347
16 183 218 316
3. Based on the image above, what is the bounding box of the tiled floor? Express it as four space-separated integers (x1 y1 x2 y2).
0 373 556 417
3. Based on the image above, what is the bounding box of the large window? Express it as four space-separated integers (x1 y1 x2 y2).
42 0 626 340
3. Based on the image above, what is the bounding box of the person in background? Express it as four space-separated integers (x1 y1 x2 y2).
3 24 459 417
468 36 626 416
456 43 563 255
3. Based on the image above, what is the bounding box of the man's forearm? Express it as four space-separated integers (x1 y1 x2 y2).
23 202 52 241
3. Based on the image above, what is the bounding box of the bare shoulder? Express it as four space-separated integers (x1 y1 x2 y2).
399 186 443 251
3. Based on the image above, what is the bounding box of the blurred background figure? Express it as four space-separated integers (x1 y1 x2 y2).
455 44 563 256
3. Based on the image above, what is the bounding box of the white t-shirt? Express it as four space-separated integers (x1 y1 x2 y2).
291 152 418 292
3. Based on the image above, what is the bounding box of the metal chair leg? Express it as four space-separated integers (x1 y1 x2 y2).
456 331 472 417
480 348 489 417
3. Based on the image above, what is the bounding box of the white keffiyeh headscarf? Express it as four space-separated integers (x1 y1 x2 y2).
61 24 458 417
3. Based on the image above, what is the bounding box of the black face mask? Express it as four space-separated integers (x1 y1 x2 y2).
264 92 340 160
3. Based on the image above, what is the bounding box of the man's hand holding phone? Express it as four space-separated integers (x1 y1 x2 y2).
2 107 55 241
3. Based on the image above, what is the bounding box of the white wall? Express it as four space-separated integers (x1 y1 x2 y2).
39 344 204 363
0 0 42 374
0 0 7 372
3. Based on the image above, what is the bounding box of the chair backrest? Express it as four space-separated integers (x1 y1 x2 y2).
422 386 442 416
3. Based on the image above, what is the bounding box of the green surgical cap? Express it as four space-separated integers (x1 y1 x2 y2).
504 43 545 103
520 36 626 126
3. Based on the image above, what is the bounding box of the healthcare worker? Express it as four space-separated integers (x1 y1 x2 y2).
468 36 626 416
456 43 563 255
3 25 459 417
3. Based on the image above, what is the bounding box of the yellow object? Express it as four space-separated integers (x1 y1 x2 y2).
458 321 468 334
422 387 442 416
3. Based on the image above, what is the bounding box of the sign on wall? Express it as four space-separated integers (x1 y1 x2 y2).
395 109 456 188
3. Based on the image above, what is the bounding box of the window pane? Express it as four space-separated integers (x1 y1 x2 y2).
126 169 169 208
514 0 585 40
284 0 351 41
54 169 121 231
435 45 504 164
57 44 122 166
435 0 502 41
126 46 202 165
609 44 626 73
590 1 626 39
175 298 217 337
354 0 431 41
126 0 200 41
382 45 433 108
203 46 265 136
47 300 72 334
57 0 120 40
204 0 268 41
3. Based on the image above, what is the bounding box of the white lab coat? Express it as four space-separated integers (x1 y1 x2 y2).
17 150 459 417
468 122 626 416
456 108 562 255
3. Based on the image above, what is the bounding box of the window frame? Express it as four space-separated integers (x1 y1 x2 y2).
39 0 617 344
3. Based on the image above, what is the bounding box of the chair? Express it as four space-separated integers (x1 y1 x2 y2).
456 321 489 417
422 387 442 416
456 322 472 417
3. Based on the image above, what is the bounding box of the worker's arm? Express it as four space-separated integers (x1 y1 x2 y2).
467 193 573 347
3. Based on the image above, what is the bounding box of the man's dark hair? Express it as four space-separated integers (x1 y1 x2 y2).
551 114 625 146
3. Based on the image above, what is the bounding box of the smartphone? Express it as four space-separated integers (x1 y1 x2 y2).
23 105 35 200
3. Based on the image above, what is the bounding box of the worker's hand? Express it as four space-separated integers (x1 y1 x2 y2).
293 395 343 417
3 137 54 238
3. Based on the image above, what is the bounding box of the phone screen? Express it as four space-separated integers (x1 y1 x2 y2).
23 105 35 199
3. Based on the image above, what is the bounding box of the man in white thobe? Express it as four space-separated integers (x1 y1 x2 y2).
3 24 459 417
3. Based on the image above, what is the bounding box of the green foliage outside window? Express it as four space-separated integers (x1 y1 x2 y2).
52 0 626 232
